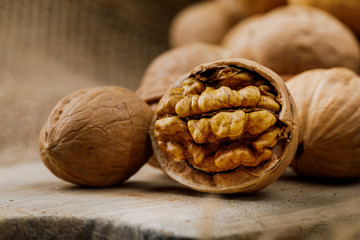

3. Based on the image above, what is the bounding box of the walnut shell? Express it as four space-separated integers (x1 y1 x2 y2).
39 86 154 187
136 43 230 104
169 1 239 48
286 68 360 178
150 58 299 193
222 6 360 77
289 0 360 36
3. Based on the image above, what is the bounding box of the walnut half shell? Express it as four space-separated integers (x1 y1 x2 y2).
150 59 299 193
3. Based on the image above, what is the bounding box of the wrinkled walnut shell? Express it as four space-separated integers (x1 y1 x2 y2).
150 59 299 193
39 86 154 187
222 6 360 77
169 1 239 48
287 68 360 178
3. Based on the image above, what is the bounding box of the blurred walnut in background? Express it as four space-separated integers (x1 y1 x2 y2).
289 0 360 36
222 6 360 79
136 43 230 111
169 0 287 48
169 1 239 47
219 0 286 16
287 68 360 179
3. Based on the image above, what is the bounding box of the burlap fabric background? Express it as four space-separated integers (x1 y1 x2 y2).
0 0 198 166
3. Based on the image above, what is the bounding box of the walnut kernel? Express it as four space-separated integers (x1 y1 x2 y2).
151 59 299 193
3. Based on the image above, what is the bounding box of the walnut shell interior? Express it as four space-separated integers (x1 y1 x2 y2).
150 59 299 193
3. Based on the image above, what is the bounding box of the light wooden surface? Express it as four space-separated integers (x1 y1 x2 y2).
1 161 360 239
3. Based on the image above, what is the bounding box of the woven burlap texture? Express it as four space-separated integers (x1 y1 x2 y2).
0 0 197 165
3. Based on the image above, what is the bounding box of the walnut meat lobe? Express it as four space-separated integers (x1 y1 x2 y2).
136 43 229 169
286 68 360 178
38 86 154 187
151 59 299 193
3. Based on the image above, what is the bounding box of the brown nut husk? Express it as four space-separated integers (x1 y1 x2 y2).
218 0 286 16
289 0 360 36
169 1 240 48
39 86 154 187
150 58 299 193
222 6 360 77
286 68 360 178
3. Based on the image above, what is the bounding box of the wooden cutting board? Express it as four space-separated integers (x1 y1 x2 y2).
1 161 360 240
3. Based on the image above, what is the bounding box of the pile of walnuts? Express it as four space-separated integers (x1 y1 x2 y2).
40 0 360 193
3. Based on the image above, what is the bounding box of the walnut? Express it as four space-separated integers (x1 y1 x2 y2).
136 43 230 169
286 68 360 179
169 1 240 48
222 6 360 79
136 43 230 108
38 86 154 187
289 0 360 36
217 0 286 16
150 58 299 193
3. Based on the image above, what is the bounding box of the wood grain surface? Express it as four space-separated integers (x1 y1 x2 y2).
1 162 360 239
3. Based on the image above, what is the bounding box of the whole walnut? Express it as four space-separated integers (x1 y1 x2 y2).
222 6 360 79
39 86 154 187
169 1 240 48
289 0 360 36
218 0 286 16
286 68 360 178
151 58 299 193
